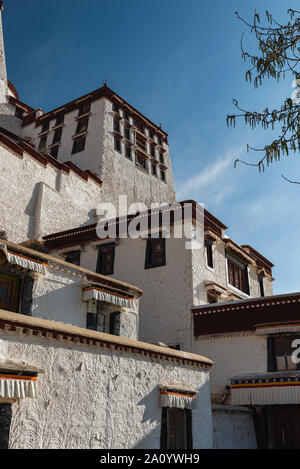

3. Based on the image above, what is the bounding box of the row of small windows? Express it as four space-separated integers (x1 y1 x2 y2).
64 238 166 279
114 137 166 182
205 240 265 302
38 103 91 158
112 103 164 146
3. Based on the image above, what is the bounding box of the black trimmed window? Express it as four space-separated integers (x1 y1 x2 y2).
124 126 131 141
161 170 166 182
136 153 148 171
145 238 166 269
52 127 62 145
125 146 132 160
41 119 50 133
75 117 89 135
15 107 24 119
205 240 214 269
55 112 65 126
96 244 115 275
72 136 86 154
64 251 81 266
78 100 91 117
38 134 47 150
86 310 120 336
258 274 265 297
160 408 193 450
114 118 121 133
207 293 217 304
152 164 158 177
268 334 300 372
0 404 12 449
160 152 164 164
151 145 156 158
226 253 249 295
114 137 122 154
50 145 59 159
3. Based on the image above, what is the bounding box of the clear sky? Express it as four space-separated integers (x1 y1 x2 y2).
3 0 300 294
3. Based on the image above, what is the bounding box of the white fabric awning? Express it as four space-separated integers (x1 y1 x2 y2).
83 287 139 313
0 243 47 274
160 386 197 410
231 372 300 406
0 378 37 399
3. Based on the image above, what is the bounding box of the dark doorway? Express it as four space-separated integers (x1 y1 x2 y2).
0 404 12 449
273 405 300 449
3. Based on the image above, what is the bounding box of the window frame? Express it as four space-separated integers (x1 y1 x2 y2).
160 408 193 450
145 237 166 269
96 244 115 276
64 250 81 266
226 252 250 295
71 136 86 154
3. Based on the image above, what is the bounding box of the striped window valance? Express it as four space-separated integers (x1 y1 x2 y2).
83 286 139 313
0 372 38 399
0 243 48 274
160 386 197 410
231 373 300 406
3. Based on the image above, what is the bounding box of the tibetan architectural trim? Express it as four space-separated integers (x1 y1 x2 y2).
160 385 198 409
231 371 300 406
193 292 300 337
0 310 214 369
0 127 102 187
0 238 143 298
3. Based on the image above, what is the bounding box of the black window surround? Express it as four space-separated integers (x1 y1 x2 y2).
96 244 115 276
145 237 166 269
160 408 193 450
205 240 214 269
72 136 86 154
226 252 250 295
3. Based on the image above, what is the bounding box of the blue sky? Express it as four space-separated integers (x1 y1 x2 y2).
3 0 300 294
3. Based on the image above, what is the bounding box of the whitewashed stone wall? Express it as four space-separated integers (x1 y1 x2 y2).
21 97 177 212
0 144 102 242
80 233 194 351
192 240 273 306
0 329 213 449
30 267 138 340
77 232 273 351
212 405 257 449
193 333 267 401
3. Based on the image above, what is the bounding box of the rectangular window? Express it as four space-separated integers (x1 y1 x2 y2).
123 110 130 122
161 170 166 182
227 254 249 295
86 310 120 336
0 404 12 449
259 275 265 297
136 134 147 152
151 145 156 158
41 119 50 133
125 146 132 160
15 107 24 119
205 240 214 269
75 117 89 135
161 408 192 450
160 152 164 164
64 251 81 266
72 136 86 154
0 273 20 313
96 244 115 275
114 137 122 154
137 154 148 171
152 164 158 177
124 126 131 141
50 145 59 159
145 238 166 269
39 134 47 150
52 127 62 144
78 101 91 117
55 112 65 126
268 335 300 372
112 102 119 114
207 293 217 304
114 118 121 133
